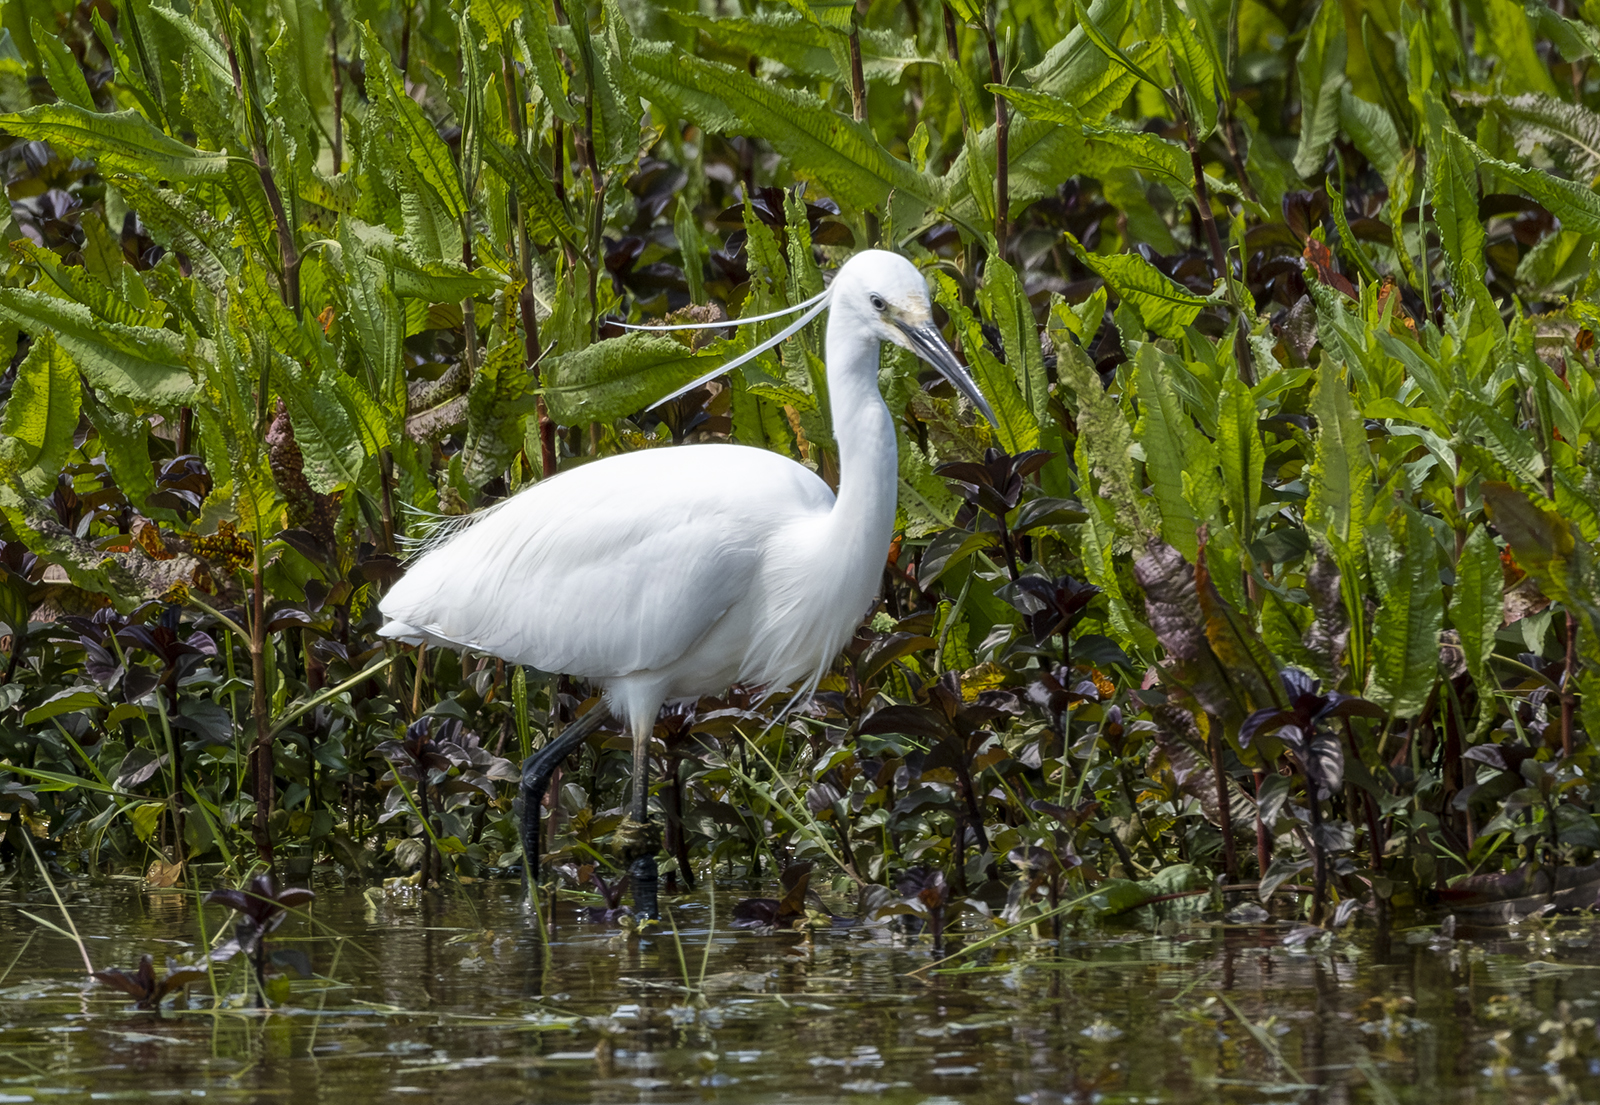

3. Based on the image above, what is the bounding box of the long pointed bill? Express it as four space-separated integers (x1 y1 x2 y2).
894 319 998 427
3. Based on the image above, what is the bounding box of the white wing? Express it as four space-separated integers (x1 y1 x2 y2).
377 445 834 678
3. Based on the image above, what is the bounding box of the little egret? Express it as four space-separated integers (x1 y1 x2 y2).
377 249 994 918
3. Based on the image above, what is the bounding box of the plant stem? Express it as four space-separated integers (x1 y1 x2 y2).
1252 768 1269 877
502 43 558 479
330 16 343 172
1209 719 1236 881
1562 611 1578 758
249 551 274 865
984 16 1008 260
848 0 868 121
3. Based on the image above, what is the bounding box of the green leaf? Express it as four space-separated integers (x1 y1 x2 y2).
1161 0 1218 139
1364 508 1443 717
1059 339 1148 536
0 335 80 495
1338 88 1404 184
1457 92 1600 181
337 218 405 417
129 800 165 841
463 340 537 485
1481 481 1589 611
674 195 706 306
628 38 935 211
1071 0 1163 95
0 104 229 180
945 116 1085 227
671 10 923 83
1065 233 1209 339
32 19 95 111
979 257 1050 429
1451 524 1502 692
280 362 365 494
1460 396 1547 485
81 388 156 511
1292 0 1346 179
516 0 578 123
1134 344 1218 560
541 333 729 425
1425 101 1491 315
0 288 195 405
991 85 1082 127
1023 0 1131 95
22 685 105 725
359 25 467 224
481 136 578 247
1464 139 1600 238
1481 0 1559 96
1215 373 1262 538
1304 358 1372 555
932 271 1037 453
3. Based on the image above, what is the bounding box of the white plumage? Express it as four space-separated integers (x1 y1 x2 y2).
377 249 993 912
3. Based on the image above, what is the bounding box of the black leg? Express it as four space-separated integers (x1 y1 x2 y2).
631 852 659 921
519 704 609 908
619 722 661 920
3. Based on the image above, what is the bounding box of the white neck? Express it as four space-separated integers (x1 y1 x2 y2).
821 315 899 573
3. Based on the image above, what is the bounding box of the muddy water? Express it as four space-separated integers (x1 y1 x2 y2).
2 873 1599 1103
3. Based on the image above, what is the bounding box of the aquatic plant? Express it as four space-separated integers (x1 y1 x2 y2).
92 954 206 1011
0 0 1593 942
204 874 314 1008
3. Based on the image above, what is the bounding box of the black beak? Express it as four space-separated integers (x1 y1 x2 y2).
894 319 998 427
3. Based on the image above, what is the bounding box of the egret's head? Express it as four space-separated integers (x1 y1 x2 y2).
834 250 997 426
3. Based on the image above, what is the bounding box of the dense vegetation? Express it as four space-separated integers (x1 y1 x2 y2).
0 0 1597 939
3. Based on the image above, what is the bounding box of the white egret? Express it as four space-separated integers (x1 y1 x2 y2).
377 249 994 917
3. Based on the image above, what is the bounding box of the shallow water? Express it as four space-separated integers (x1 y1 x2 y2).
3 872 1600 1103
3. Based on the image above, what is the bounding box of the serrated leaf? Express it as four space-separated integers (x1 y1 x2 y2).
1458 92 1600 181
0 289 195 405
1161 0 1218 138
32 19 95 111
359 25 467 224
1339 88 1403 181
991 85 1082 127
979 256 1049 429
671 10 923 82
1292 0 1346 179
1365 508 1443 717
1451 524 1501 691
540 333 729 425
280 362 365 494
1465 138 1600 237
1215 373 1262 538
516 0 577 123
628 38 935 211
1065 233 1209 339
463 340 537 485
0 334 79 495
1134 344 1217 560
1304 358 1372 555
0 104 228 180
1425 100 1489 312
1059 339 1147 535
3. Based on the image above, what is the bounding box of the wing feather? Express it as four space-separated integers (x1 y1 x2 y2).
378 446 831 678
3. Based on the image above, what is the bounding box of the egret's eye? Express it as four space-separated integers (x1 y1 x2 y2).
869 293 887 312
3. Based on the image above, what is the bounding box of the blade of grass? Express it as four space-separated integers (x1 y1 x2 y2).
17 832 93 974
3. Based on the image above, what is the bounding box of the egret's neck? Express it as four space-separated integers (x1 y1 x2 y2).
823 318 898 546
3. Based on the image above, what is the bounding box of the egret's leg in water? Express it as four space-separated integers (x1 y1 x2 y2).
624 716 660 920
519 704 610 908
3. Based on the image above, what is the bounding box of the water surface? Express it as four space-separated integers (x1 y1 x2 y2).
3 872 1598 1102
